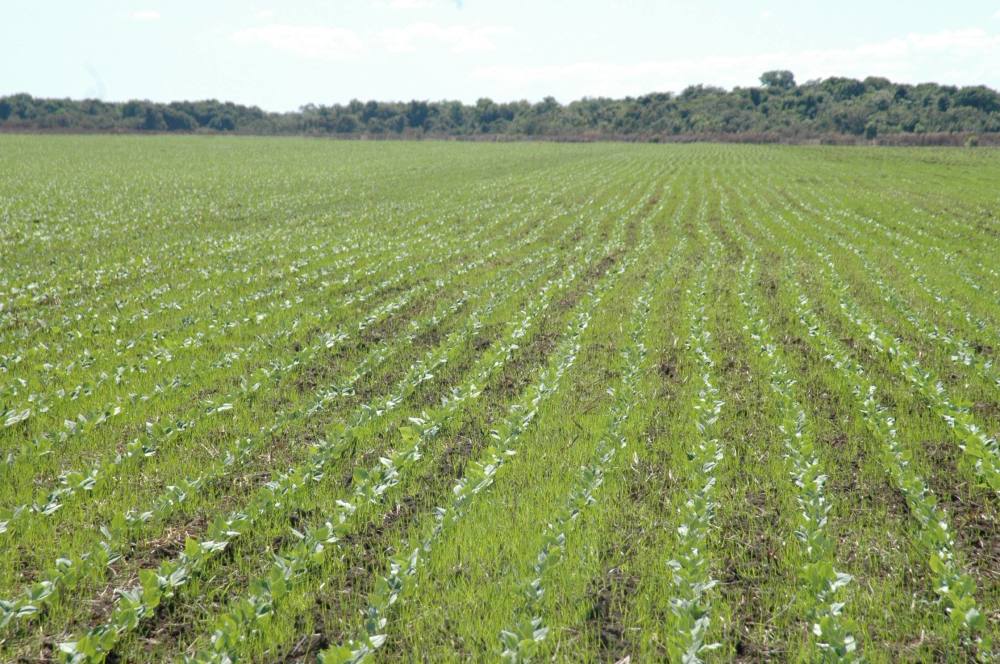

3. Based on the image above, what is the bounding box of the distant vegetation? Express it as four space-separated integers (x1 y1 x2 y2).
3 71 1000 142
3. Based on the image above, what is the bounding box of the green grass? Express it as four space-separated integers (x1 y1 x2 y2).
0 136 997 663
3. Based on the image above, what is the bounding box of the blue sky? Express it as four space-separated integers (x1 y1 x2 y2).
3 1 1000 111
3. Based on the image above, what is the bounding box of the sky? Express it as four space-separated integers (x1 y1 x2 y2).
3 1 1000 111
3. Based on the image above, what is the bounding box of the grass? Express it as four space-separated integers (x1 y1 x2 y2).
0 136 997 663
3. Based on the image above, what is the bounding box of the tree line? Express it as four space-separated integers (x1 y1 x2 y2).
3 71 999 142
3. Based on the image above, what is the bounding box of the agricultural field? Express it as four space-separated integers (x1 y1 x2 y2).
1 135 998 663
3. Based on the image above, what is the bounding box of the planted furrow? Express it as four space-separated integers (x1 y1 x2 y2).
654 234 729 664
315 219 643 664
788 276 988 655
737 257 858 660
0 246 550 635
5 205 524 490
5 140 999 662
800 241 1000 495
0 159 603 488
0 186 583 536
1 164 575 421
173 171 659 664
53 193 621 663
726 181 1000 499
497 239 664 663
775 187 1000 388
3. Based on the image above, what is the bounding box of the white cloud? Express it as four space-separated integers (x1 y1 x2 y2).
475 28 1000 97
377 0 463 8
130 10 161 22
376 22 505 53
388 0 435 8
232 24 366 60
254 9 275 20
232 21 505 59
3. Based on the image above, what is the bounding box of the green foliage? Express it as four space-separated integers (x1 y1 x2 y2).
760 70 796 90
2 73 999 139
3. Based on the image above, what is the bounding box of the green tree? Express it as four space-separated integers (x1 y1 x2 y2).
760 70 796 90
141 105 166 131
209 114 235 131
406 101 429 129
162 108 195 131
954 86 1000 113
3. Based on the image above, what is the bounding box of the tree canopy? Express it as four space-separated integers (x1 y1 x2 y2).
2 73 999 141
760 70 796 90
